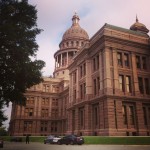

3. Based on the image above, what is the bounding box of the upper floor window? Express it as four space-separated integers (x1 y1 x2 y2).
124 53 129 67
126 76 131 92
80 63 86 78
26 97 34 105
138 77 144 94
52 98 58 106
42 98 49 105
119 74 132 93
136 55 147 70
80 65 83 77
93 55 99 71
119 75 124 92
145 78 150 95
25 108 33 117
136 56 141 69
142 57 147 70
41 109 48 117
117 52 122 66
73 71 77 84
138 77 149 95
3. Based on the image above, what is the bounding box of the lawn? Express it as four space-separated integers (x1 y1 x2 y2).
1 136 150 145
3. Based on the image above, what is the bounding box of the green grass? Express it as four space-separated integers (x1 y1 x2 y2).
1 136 150 145
84 136 150 145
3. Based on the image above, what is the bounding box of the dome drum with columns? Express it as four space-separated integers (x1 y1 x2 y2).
53 13 89 79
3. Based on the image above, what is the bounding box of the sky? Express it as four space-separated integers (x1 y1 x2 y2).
3 0 150 128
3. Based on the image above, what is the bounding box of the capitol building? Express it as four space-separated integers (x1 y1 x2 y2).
10 14 150 136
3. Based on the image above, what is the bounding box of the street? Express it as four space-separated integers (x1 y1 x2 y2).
1 142 150 150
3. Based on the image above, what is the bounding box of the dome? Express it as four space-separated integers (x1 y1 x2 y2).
62 13 89 41
130 16 149 34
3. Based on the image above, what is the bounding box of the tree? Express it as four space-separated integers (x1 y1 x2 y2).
0 0 45 125
0 126 8 136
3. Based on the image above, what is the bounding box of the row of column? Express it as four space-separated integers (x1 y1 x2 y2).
55 51 76 68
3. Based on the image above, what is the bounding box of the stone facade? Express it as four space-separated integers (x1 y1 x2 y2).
9 15 150 136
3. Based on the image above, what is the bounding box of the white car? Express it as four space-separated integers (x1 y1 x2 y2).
52 136 61 144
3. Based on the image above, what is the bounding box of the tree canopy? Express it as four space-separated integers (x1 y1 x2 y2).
0 0 45 125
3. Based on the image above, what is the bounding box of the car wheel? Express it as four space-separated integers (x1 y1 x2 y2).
70 141 74 145
58 140 61 145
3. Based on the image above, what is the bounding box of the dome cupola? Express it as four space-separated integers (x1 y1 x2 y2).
62 13 89 41
130 16 149 34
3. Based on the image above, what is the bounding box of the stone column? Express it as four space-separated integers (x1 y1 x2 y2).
112 49 119 94
99 51 104 94
76 67 79 102
74 108 79 134
103 47 112 94
131 52 140 96
67 52 69 65
84 104 92 135
86 59 92 99
56 56 58 67
61 53 63 66
136 102 146 136
34 97 38 117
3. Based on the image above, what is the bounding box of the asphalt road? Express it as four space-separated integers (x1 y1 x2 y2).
1 142 150 150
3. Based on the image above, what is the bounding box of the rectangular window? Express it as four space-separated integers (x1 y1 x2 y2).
41 121 48 132
145 78 149 95
73 89 76 100
93 58 96 71
136 56 141 69
41 109 48 117
97 77 100 91
124 53 129 67
126 76 131 93
25 108 33 117
80 65 82 78
119 75 124 92
138 77 144 94
83 83 86 98
83 63 86 76
24 121 32 132
122 105 127 125
94 79 97 95
79 108 84 128
80 84 83 99
117 52 122 66
73 72 77 84
97 55 99 69
42 98 49 105
143 107 148 125
129 106 135 125
142 57 147 69
93 106 98 126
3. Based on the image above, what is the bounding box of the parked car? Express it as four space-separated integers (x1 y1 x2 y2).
51 136 61 144
57 134 84 145
44 135 55 144
44 135 61 144
0 138 3 148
